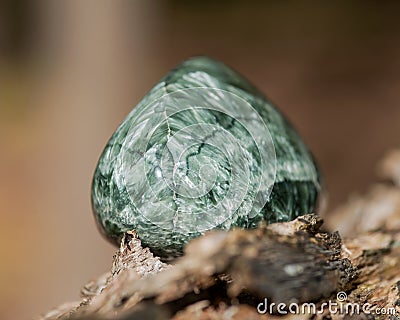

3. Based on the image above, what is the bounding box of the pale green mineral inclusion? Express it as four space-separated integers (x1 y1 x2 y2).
91 57 321 258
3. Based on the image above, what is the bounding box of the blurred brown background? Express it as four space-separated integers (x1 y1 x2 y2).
1 1 400 319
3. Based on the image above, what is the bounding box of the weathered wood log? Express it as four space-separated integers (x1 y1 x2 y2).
38 151 400 320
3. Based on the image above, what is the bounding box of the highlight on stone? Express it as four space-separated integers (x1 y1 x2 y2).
91 57 321 258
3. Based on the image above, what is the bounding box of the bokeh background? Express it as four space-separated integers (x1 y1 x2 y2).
1 1 400 319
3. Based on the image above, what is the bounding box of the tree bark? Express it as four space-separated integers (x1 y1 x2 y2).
38 151 400 320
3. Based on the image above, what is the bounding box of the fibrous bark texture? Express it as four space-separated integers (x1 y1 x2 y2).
39 151 400 320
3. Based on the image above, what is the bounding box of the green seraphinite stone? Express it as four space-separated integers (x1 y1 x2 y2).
91 57 321 258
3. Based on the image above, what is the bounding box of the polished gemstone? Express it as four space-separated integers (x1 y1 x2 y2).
91 57 321 258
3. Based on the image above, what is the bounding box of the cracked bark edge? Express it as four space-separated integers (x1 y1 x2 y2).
38 214 362 320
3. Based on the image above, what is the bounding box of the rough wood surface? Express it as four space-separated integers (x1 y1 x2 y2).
38 151 400 320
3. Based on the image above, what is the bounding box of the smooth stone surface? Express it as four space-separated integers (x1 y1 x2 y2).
91 57 321 258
